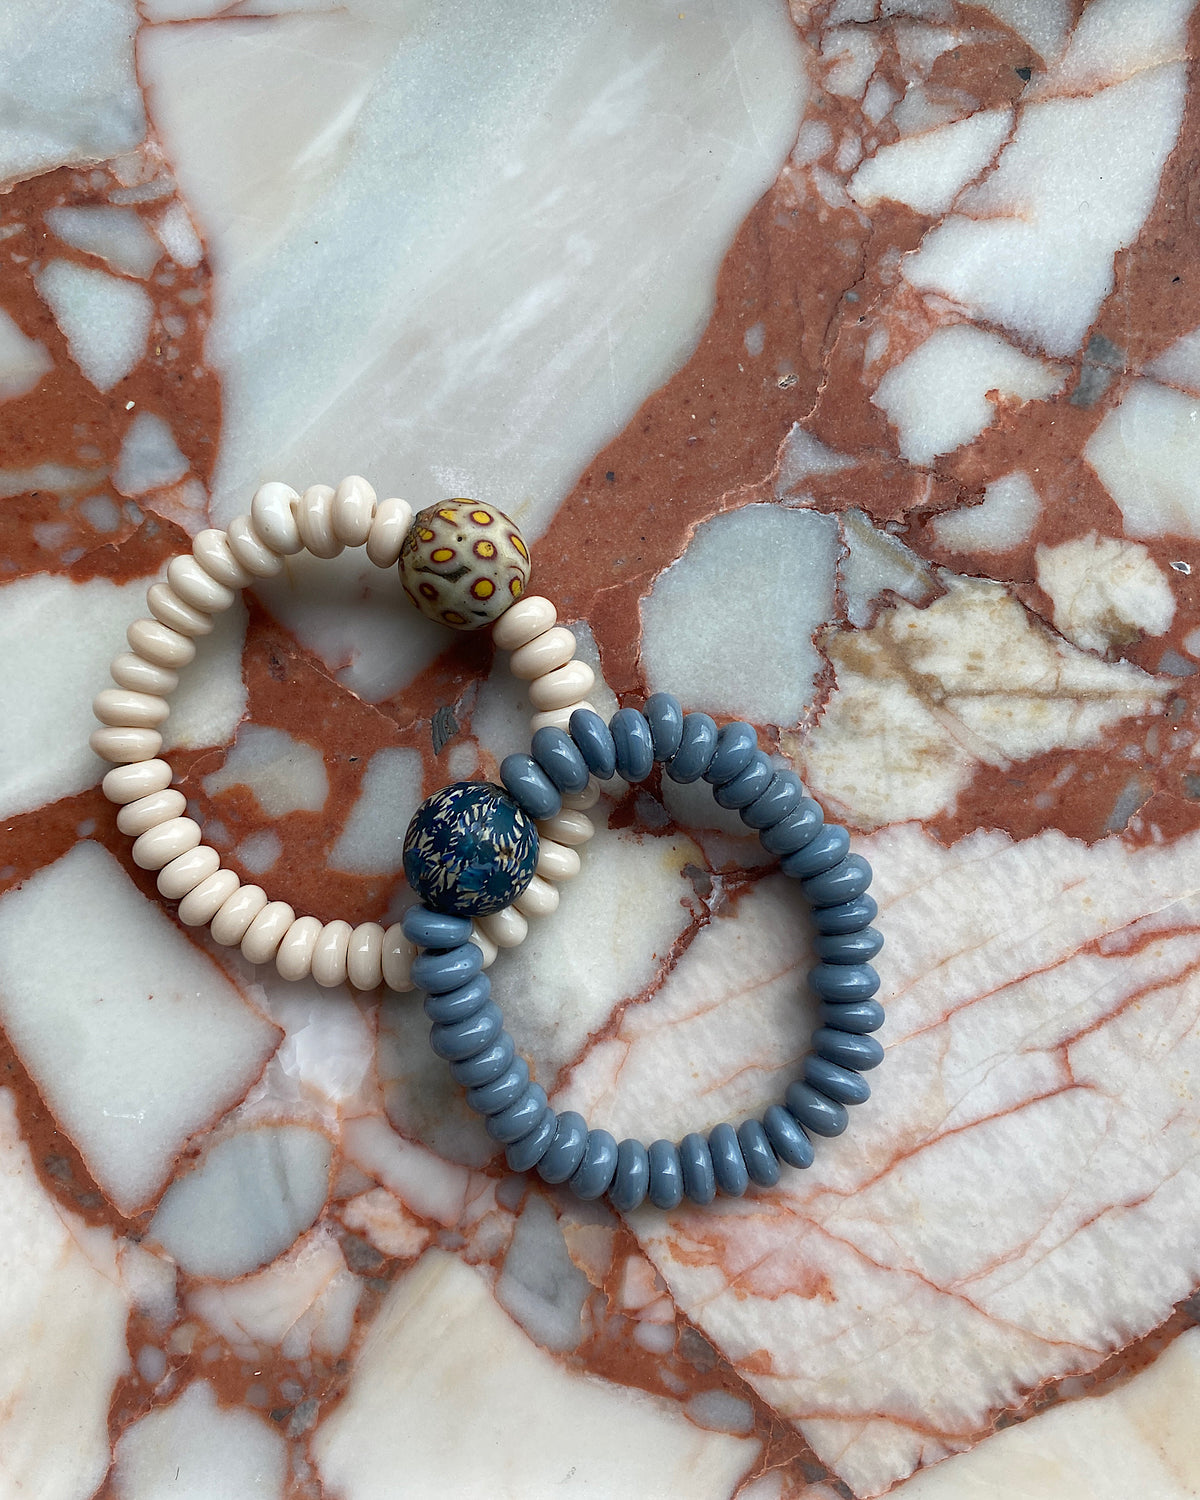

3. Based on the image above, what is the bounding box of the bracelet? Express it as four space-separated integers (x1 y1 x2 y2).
91 478 600 988
402 697 884 1211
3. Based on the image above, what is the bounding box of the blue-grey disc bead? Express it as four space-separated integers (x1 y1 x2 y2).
499 752 561 820
537 1111 589 1184
809 962 880 1002
816 927 883 965
759 798 823 855
568 708 617 779
762 1104 814 1169
647 1140 684 1210
820 998 885 1034
610 708 655 783
713 751 773 810
487 1083 548 1144
708 1123 749 1197
466 1056 531 1115
802 853 872 908
804 1055 871 1105
679 1132 716 1204
423 973 491 1025
703 721 757 786
781 823 850 880
530 726 590 795
570 1128 619 1200
644 693 683 761
410 942 485 995
737 1120 780 1187
813 894 877 934
450 1032 515 1088
609 1138 650 1211
786 1080 848 1137
401 906 474 949
429 1000 504 1062
741 770 803 830
506 1106 557 1173
666 713 718 783
814 1026 885 1071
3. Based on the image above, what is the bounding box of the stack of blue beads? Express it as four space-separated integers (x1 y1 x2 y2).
403 692 884 1211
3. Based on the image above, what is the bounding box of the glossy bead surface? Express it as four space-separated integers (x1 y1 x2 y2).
332 474 377 546
648 1140 684 1210
466 1057 530 1115
643 693 683 761
365 496 414 568
809 963 880 1002
477 905 528 948
509 626 576 681
347 923 386 990
157 844 220 900
781 823 850 879
816 927 884 964
813 894 878 934
226 515 284 577
500 754 562 820
740 770 802 830
530 726 590 794
275 915 322 980
423 974 491 1025
667 713 718 783
762 1105 815 1169
177 868 240 927
506 1107 557 1172
147 583 212 637
537 1111 589 1184
708 1123 749 1197
296 484 341 559
820 999 886 1034
785 1081 849 1137
400 500 530 629
487 1083 548 1144
250 480 302 554
109 651 179 696
759 798 823 855
429 1000 503 1062
312 920 353 987
610 1138 650 1212
610 708 654 783
568 708 616 778
737 1120 780 1188
713 750 772 810
401 906 474 950
410 942 485 995
528 660 595 712
491 594 555 652
569 1128 618 1200
802 853 872 908
90 726 163 763
403 782 538 916
116 788 187 837
450 1032 516 1088
702 722 757 785
679 1132 716 1204
102 758 173 804
813 1027 885 1071
804 1055 871 1105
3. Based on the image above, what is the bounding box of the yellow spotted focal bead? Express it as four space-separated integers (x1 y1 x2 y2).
399 500 530 630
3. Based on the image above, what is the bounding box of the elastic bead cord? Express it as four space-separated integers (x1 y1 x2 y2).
409 694 885 1210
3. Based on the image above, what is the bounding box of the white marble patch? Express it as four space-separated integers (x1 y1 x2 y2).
1045 0 1197 94
975 0 1071 62
1147 323 1200 394
1085 378 1200 539
496 1193 590 1352
930 469 1042 553
1036 532 1176 655
45 204 160 278
329 746 421 875
35 259 152 391
849 108 1012 216
0 844 279 1214
203 723 329 819
0 307 53 400
113 411 189 495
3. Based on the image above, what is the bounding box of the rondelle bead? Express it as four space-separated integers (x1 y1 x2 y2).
210 885 268 947
561 780 600 811
90 726 163 764
157 844 220 901
470 922 498 968
109 652 179 696
568 708 617 779
295 484 342 559
610 708 654 783
101 758 173 805
737 1120 780 1188
401 906 474 950
147 582 212 638
500 754 562 821
429 1000 504 1062
609 1138 650 1212
537 1111 589 1184
93 687 170 729
740 769 802 830
466 1056 530 1116
509 626 577 681
226 514 285 578
240 901 295 964
781 823 850 880
166 554 236 613
491 594 555 652
131 815 201 871
400 500 530 629
116 788 187 837
785 1081 849 1137
802 853 873 908
569 1128 618 1200
762 1104 815 1169
708 1122 749 1197
423 973 491 1026
346 923 386 990
192 528 253 590
643 692 683 761
365 497 414 569
404 782 538 917
813 1027 886 1072
530 700 596 735
126 617 196 669
312 919 353 987
275 915 323 981
816 927 884 964
506 1106 558 1172
177 868 240 927
487 1084 548 1145
679 1132 716 1205
536 839 581 882
450 1032 516 1088
380 924 416 991
251 481 303 554
809 963 880 1002
332 474 377 546
648 1139 684 1210
477 906 529 948
820 998 886 1034
528 660 595 713
713 750 773 810
535 810 594 847
667 713 718 783
512 874 559 919
410 942 485 995
702 722 757 786
804 1055 871 1106
759 798 823 855
530 726 590 795
813 894 878 934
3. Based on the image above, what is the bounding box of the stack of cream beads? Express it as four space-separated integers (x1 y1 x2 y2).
91 478 599 989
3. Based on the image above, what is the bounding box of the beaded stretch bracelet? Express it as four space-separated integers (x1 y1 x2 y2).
402 696 884 1211
92 478 603 986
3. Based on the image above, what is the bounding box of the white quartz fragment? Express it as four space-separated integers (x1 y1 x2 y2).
329 746 421 874
45 204 160 278
1036 532 1176 655
849 109 1013 215
35 259 152 391
113 411 189 495
0 307 53 400
931 470 1042 553
204 723 330 819
1085 379 1200 539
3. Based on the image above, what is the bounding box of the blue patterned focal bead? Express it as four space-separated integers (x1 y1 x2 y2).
403 781 538 916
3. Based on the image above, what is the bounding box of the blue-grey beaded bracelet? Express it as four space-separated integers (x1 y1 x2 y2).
401 693 884 1211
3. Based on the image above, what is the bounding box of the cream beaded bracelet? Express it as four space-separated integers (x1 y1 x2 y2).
91 477 598 988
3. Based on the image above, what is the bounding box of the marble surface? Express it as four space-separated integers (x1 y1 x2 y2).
2 1 1200 1496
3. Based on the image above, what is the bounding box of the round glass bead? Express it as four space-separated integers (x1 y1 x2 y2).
399 500 530 630
403 781 538 916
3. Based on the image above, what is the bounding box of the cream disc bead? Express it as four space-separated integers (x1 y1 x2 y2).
381 924 416 992
226 515 285 578
529 700 596 735
469 922 498 969
332 475 377 547
365 497 413 568
513 874 559 918
158 844 221 900
102 758 173 804
93 687 170 729
251 481 303 555
193 529 254 590
347 922 386 990
536 809 595 846
177 868 240 926
491 595 556 652
127 617 197 669
211 885 268 946
536 839 581 881
241 901 296 963
276 915 323 981
91 725 164 763
312 919 353 987
109 652 179 696
561 778 601 811
131 815 201 871
508 626 577 681
296 484 342 559
477 905 528 949
167 554 236 613
116 788 187 837
527 659 595 712
147 582 213 638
